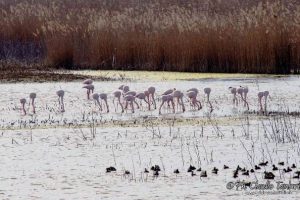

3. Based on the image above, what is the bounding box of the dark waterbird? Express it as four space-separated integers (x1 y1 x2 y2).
191 171 196 176
259 161 268 166
242 170 249 176
106 166 116 173
278 162 284 166
144 168 149 173
151 165 161 172
196 167 202 172
233 170 238 178
255 165 261 170
200 171 207 177
294 171 300 179
124 170 130 175
212 167 219 174
272 165 278 171
291 164 296 169
223 165 229 169
174 169 180 174
264 172 275 180
187 165 196 172
283 167 292 173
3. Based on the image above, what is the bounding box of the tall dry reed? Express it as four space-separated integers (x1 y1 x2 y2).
0 0 299 74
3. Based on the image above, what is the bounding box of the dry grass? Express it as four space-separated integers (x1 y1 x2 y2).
0 0 300 74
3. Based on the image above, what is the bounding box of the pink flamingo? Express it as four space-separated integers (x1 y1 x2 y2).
124 91 137 97
258 91 269 113
124 95 139 113
119 85 130 94
20 98 26 115
172 90 185 112
99 93 109 113
243 86 249 108
187 91 202 110
229 87 238 106
148 86 156 109
136 92 150 110
258 92 264 112
263 91 269 113
162 88 176 107
83 79 93 85
159 94 175 115
29 93 37 114
83 84 94 100
56 90 65 112
112 90 124 113
92 93 102 111
204 87 213 112
187 88 199 95
237 86 249 110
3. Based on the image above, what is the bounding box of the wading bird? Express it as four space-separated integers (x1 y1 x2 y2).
172 90 185 112
136 92 150 110
124 95 139 113
56 90 65 112
229 87 237 106
119 85 129 94
83 84 94 100
186 91 202 110
83 79 93 85
29 93 37 114
258 91 269 113
99 93 109 113
20 98 26 115
159 94 175 114
92 93 102 111
148 86 156 109
204 87 213 112
112 90 124 113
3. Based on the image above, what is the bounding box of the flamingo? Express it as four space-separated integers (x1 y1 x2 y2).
159 94 175 114
162 88 176 107
20 98 26 115
119 85 130 94
99 93 109 113
204 87 213 111
29 93 36 114
237 86 249 110
258 92 264 112
136 92 150 110
83 79 93 85
163 88 175 95
83 84 94 100
148 86 156 109
186 91 202 110
56 90 65 112
124 91 137 97
92 93 102 111
187 88 199 95
229 87 237 106
112 90 124 113
263 91 269 113
172 90 185 112
124 95 139 113
243 86 249 110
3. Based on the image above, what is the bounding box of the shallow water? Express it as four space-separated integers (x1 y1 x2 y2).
1 76 300 129
1 76 300 199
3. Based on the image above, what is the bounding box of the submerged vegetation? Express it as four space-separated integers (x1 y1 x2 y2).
0 0 300 74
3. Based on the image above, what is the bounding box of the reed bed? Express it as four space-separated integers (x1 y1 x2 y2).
0 0 300 73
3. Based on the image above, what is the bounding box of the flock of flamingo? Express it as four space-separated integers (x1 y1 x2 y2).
18 79 270 115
